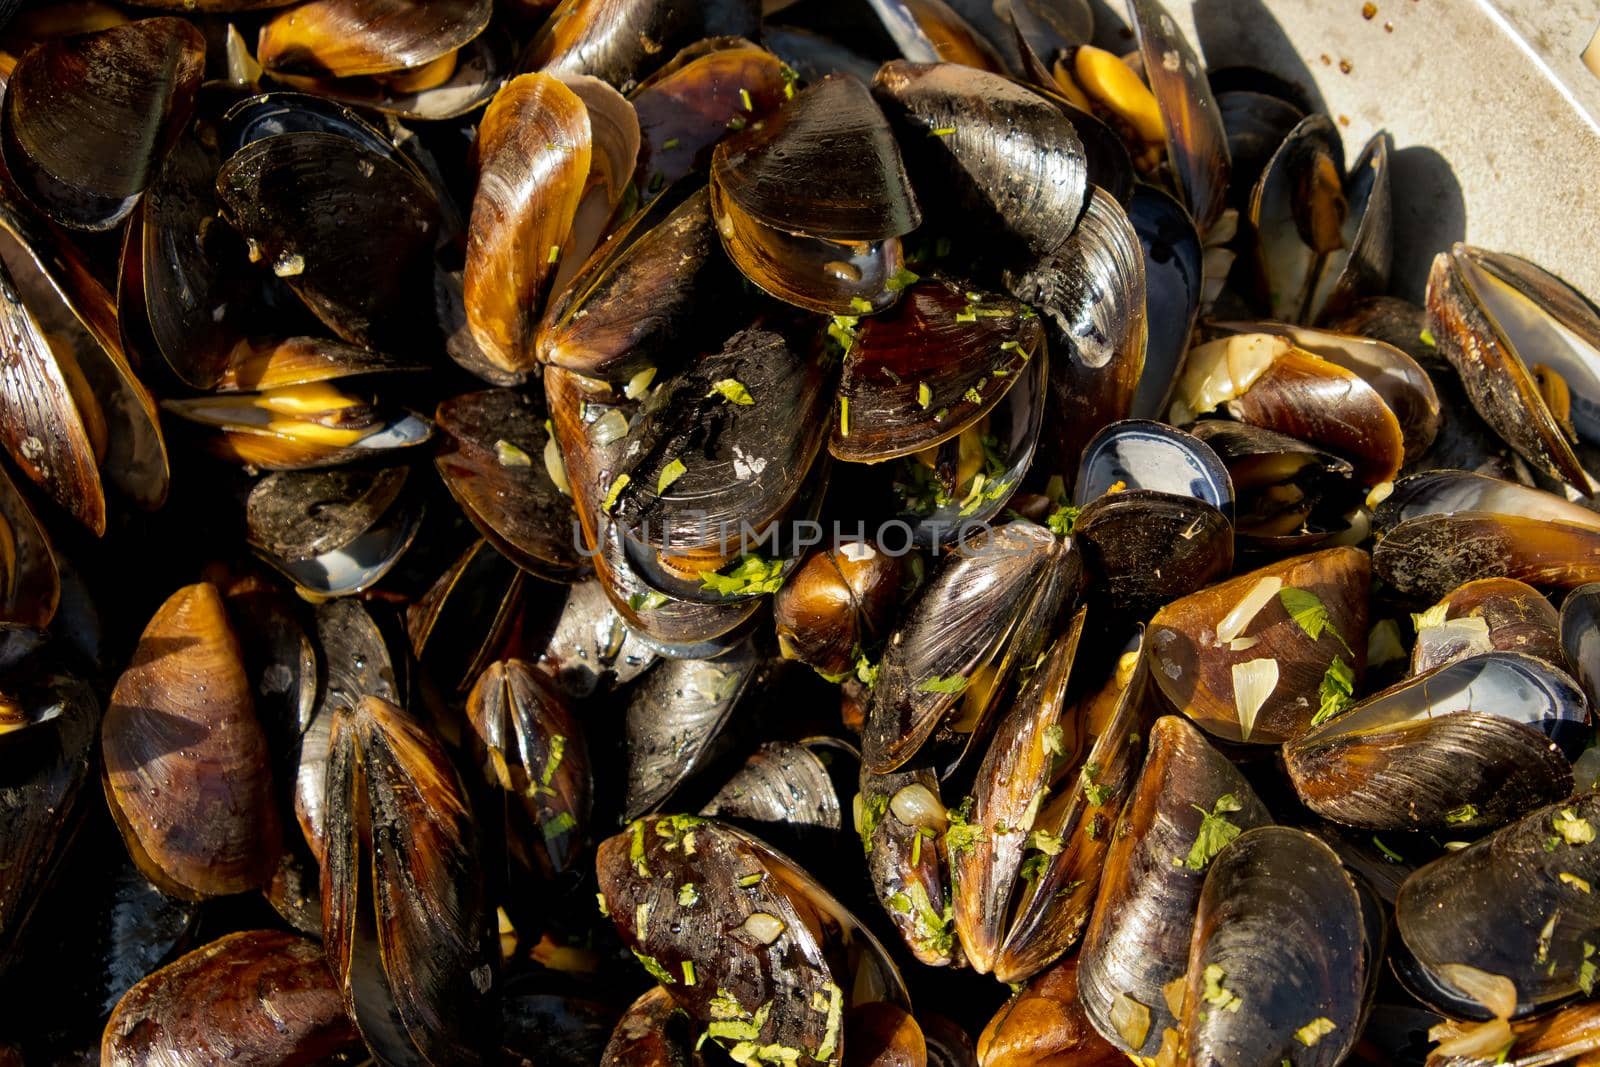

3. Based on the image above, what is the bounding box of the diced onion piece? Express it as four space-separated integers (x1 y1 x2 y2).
1228 636 1259 652
1414 616 1494 664
738 913 786 945
1162 975 1187 1018
1437 964 1518 1019
544 437 570 496
587 408 630 446
624 366 657 399
1110 991 1151 1050
890 784 947 833
1216 577 1283 645
1231 658 1279 742
1170 333 1288 423
1429 1017 1514 1060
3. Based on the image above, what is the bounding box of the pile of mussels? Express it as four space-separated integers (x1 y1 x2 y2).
4 0 1600 1063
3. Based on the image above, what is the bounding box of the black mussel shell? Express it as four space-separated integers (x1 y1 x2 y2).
1127 185 1203 420
1249 113 1345 323
1411 577 1562 675
864 0 1008 71
1073 419 1232 512
1561 583 1600 709
859 765 961 968
247 466 421 597
523 0 761 90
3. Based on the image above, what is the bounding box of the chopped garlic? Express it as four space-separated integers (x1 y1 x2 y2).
1230 658 1279 742
1215 577 1283 644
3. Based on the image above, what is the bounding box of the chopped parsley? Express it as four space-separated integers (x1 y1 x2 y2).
917 382 932 409
700 555 785 596
1081 762 1112 806
1278 587 1354 654
1201 964 1242 1012
494 439 533 467
1182 794 1244 871
858 792 888 853
601 473 630 512
678 883 700 907
1554 809 1595 845
632 950 675 984
707 378 755 405
849 296 874 313
886 267 920 292
1444 804 1479 825
1294 1018 1336 1046
628 590 669 613
1312 656 1355 726
918 674 969 694
657 457 687 494
1046 504 1082 537
944 797 984 856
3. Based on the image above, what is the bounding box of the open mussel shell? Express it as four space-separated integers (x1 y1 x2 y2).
863 521 1080 776
864 0 1007 70
538 186 738 383
871 61 1087 260
101 584 281 899
1126 0 1230 234
629 38 789 200
101 930 363 1066
1426 244 1598 491
1005 185 1146 481
435 388 582 582
858 765 959 968
466 659 590 878
2 18 203 231
701 737 852 856
1561 583 1600 709
1310 132 1392 324
0 198 169 534
1396 793 1600 1019
1078 715 1271 1057
216 130 441 354
406 538 531 694
831 276 1044 461
1217 320 1441 464
1411 577 1562 675
246 466 421 597
257 0 491 79
978 955 1124 1067
1372 470 1600 600
1073 419 1231 511
537 578 657 699
1189 419 1357 547
596 814 909 1066
1147 546 1369 744
710 74 921 314
323 696 489 1065
0 669 97 967
1075 491 1233 617
1003 0 1092 82
1285 652 1586 832
774 542 902 678
464 72 594 375
622 643 761 819
1171 332 1405 485
1181 826 1370 1066
610 320 831 588
1248 113 1344 323
0 460 58 635
1217 88 1304 211
523 0 760 90
162 385 433 472
1128 185 1203 420
600 985 703 1066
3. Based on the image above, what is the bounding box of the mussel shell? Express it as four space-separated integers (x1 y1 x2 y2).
257 0 491 78
466 659 590 875
712 74 920 243
864 0 1007 70
1003 0 1092 83
701 738 847 840
1189 418 1357 544
247 466 420 596
0 669 97 967
406 538 530 694
1126 0 1230 234
435 388 583 581
622 643 762 819
1181 826 1369 1066
1078 715 1271 1057
628 38 790 200
1249 113 1344 323
101 930 362 1066
216 131 441 353
859 765 959 968
1561 582 1600 709
1075 490 1234 617
101 583 282 899
272 32 511 121
1073 419 1231 510
977 955 1124 1067
764 26 880 86
1395 793 1600 1018
1 17 203 231
322 696 488 1065
1217 89 1304 211
221 89 409 161
871 60 1087 260
0 459 57 632
1005 185 1146 481
596 815 908 1064
1412 577 1562 675
862 521 1079 775
1147 547 1370 744
600 985 703 1067
1127 184 1203 420
1309 132 1392 324
1285 652 1585 832
1426 244 1594 491
522 0 761 90
831 277 1044 463
773 542 903 678
536 578 658 698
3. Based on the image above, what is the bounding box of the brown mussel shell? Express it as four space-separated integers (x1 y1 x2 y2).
600 985 705 1067
1180 826 1370 1066
1395 793 1600 1019
2 17 204 231
1146 547 1370 744
246 466 421 597
257 0 491 79
859 765 960 968
522 0 760 91
1077 715 1271 1057
774 543 904 678
101 929 362 1066
1074 490 1233 619
323 695 488 1065
1410 577 1562 674
977 954 1124 1067
434 388 582 581
101 583 282 900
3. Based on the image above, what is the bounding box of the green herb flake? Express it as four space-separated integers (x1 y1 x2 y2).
494 439 533 467
596 892 609 917
1201 964 1243 1012
678 883 700 907
727 115 747 131
1183 794 1244 871
1419 327 1437 347
547 244 562 264
964 385 983 404
910 827 923 867
632 950 675 984
886 266 920 292
1295 1018 1336 1047
1444 803 1479 825
917 381 932 409
629 820 650 876
828 314 859 351
813 982 844 1061
1027 829 1065 856
839 396 851 437
737 872 763 887
707 378 755 405
944 798 985 857
918 674 969 694
538 734 566 791
1555 808 1596 845
900 881 954 956
710 989 747 1020
1042 723 1065 758
1372 835 1405 863
1046 504 1081 537
601 473 630 513
780 65 799 98
542 810 577 839
663 137 681 150
1278 587 1354 653
628 590 669 613
699 554 786 597
929 126 957 137
1312 655 1356 726
739 88 753 111
849 296 874 313
858 792 889 854
1583 944 1598 995
1562 871 1593 893
657 457 688 494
